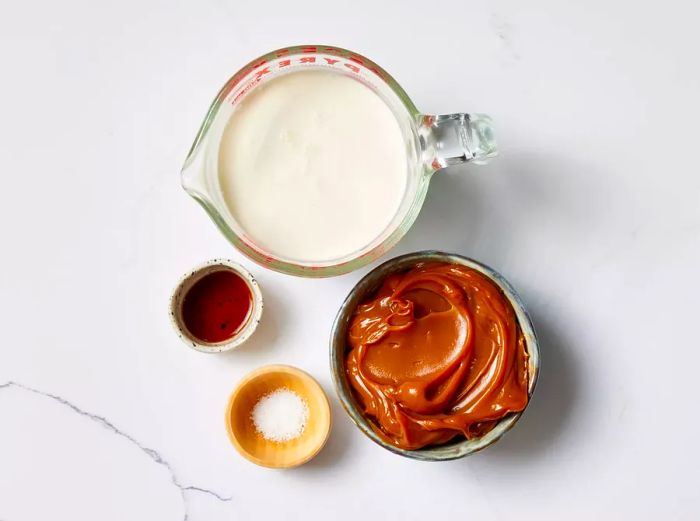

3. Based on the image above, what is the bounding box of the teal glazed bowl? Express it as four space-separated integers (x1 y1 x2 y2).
330 251 540 461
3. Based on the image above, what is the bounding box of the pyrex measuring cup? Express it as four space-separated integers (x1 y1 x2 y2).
181 45 496 277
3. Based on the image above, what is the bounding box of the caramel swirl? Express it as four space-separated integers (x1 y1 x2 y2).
345 262 529 450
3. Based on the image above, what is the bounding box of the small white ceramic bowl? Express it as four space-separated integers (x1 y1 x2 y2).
169 259 263 353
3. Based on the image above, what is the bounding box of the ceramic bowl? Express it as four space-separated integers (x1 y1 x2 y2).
169 259 263 353
330 251 540 461
225 365 332 468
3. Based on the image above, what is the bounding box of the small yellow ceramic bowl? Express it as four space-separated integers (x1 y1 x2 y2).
225 365 332 468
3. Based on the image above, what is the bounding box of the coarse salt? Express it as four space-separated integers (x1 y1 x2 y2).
251 388 309 442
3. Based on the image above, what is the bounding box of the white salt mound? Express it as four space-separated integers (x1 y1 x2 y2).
251 388 309 442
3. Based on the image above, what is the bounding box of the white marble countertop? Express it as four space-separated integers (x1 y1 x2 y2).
1 1 699 519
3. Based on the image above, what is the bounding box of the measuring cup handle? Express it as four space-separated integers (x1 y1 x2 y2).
419 113 497 173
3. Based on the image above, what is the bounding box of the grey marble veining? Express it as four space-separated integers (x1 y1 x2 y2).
1 382 232 520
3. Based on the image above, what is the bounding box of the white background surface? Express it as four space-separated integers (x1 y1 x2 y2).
1 0 699 519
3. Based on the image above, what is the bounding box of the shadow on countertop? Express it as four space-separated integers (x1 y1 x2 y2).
217 278 286 365
469 306 580 464
290 382 355 472
395 151 618 271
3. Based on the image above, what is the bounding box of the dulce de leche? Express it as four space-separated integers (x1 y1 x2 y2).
345 262 529 450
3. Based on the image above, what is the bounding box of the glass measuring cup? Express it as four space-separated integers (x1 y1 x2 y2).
181 45 496 277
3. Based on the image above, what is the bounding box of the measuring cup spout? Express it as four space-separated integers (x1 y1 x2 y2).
419 113 497 173
180 139 209 200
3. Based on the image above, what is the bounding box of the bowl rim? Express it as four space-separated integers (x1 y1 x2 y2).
224 364 333 468
329 250 540 461
169 258 264 353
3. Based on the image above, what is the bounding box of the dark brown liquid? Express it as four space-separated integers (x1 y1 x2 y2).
182 270 252 343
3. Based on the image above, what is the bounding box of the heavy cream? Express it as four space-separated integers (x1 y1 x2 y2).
218 70 408 262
